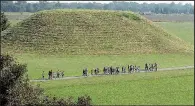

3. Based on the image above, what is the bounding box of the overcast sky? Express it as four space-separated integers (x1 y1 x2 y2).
25 1 194 5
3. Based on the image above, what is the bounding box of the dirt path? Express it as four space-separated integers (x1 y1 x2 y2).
30 66 194 82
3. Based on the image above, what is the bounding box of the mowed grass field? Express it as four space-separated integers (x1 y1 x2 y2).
32 69 194 105
4 12 33 26
155 22 194 45
12 53 194 79
143 14 194 22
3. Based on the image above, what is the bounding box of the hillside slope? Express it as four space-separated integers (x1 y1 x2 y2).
1 9 193 55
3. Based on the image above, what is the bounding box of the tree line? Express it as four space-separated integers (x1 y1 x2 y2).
1 1 194 14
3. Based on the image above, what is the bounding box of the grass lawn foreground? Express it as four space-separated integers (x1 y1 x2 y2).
32 69 194 105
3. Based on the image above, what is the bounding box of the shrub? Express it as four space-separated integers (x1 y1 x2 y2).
43 95 92 106
130 14 141 20
121 12 140 20
0 54 44 106
77 95 92 106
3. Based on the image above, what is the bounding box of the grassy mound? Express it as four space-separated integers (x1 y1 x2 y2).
1 9 193 55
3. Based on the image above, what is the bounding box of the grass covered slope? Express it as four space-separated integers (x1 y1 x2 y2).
2 9 193 55
34 69 194 105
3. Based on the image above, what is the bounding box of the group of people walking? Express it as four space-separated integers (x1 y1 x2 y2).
145 63 157 72
42 70 64 80
82 63 157 76
41 63 158 79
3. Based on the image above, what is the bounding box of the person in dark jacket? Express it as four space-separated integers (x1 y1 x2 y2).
154 63 157 71
145 63 148 71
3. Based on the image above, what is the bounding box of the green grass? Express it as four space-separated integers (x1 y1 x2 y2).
4 12 33 27
2 10 193 81
5 12 194 46
2 11 194 105
2 9 193 55
155 22 194 45
32 69 194 105
8 53 193 79
4 12 33 20
9 20 21 27
143 14 194 22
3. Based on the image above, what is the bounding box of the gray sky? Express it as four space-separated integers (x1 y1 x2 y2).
25 1 194 5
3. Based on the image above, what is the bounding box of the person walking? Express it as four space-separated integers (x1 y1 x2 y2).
145 63 148 71
48 70 50 79
51 70 53 80
154 63 158 71
61 71 64 78
42 71 45 80
57 70 60 78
